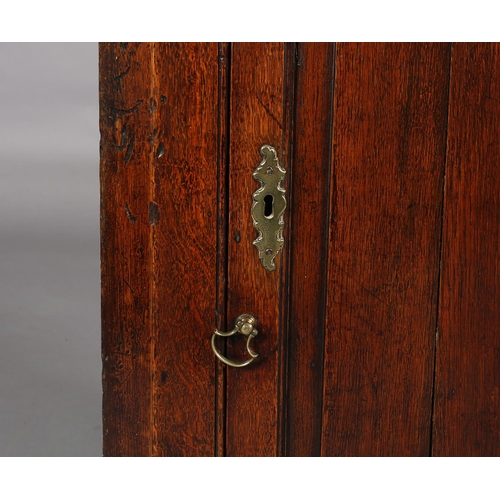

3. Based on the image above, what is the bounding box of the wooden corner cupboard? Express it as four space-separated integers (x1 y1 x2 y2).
99 42 500 456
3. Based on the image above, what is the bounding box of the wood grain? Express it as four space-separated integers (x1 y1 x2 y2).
151 43 219 456
285 42 335 456
321 43 451 456
215 42 230 458
100 42 155 456
101 43 221 456
432 43 500 456
225 43 288 456
101 42 500 457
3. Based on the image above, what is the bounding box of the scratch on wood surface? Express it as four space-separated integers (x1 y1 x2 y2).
256 94 282 130
125 204 137 224
114 66 131 81
111 99 144 116
333 262 392 308
125 133 135 163
123 278 136 296
113 126 128 151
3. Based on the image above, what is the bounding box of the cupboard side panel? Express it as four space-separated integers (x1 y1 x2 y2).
100 42 154 456
152 43 219 456
322 43 451 456
433 43 500 456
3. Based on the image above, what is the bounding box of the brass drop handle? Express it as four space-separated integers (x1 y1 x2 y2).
211 314 258 368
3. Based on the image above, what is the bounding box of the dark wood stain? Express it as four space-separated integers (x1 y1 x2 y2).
151 43 219 456
285 42 335 456
321 43 451 456
225 43 286 456
100 42 499 457
433 43 500 456
215 42 230 458
100 42 154 456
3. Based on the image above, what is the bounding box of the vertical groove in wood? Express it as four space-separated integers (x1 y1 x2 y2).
285 42 335 456
151 43 219 456
429 43 454 457
321 43 451 456
215 42 231 457
149 42 158 458
433 43 500 456
225 43 286 456
100 42 155 456
277 42 297 456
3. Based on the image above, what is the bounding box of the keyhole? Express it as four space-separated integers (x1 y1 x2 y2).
264 194 274 218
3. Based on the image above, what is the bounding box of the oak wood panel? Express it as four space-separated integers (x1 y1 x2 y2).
433 43 500 456
225 43 287 456
322 43 451 456
100 42 155 456
286 42 335 456
151 43 219 456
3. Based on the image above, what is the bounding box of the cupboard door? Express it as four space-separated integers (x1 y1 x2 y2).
224 43 292 456
100 42 499 456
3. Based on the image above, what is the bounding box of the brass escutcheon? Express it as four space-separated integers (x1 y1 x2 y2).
251 145 286 271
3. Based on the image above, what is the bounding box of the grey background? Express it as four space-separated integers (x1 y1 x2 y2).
0 43 101 456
